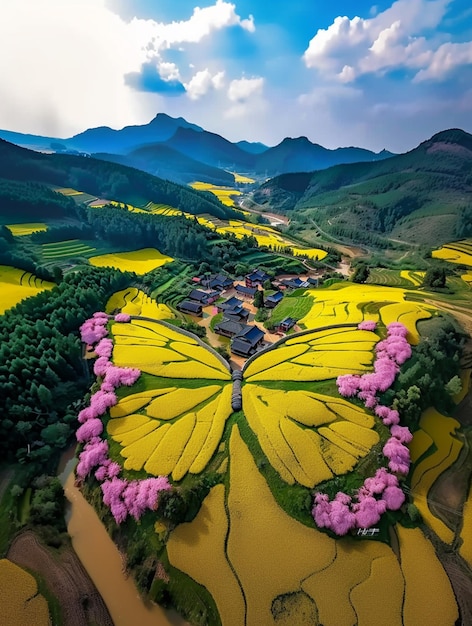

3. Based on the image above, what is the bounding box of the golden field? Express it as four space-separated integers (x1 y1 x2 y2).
106 288 173 320
432 239 472 267
0 265 55 314
168 427 455 626
299 284 434 343
89 248 173 273
6 222 48 236
0 559 50 626
409 408 463 543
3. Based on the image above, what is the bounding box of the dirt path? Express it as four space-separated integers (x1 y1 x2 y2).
7 531 113 626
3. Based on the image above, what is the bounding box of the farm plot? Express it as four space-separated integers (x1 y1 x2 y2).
190 181 242 206
6 222 48 236
89 248 173 273
0 558 50 626
106 288 173 320
145 202 182 217
459 482 472 567
108 318 232 479
396 525 458 625
168 426 408 626
408 408 463 543
366 268 411 287
41 239 97 260
432 239 472 267
196 215 327 261
0 265 55 314
299 284 434 341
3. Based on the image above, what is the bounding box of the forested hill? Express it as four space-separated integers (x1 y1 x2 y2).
0 139 239 221
252 129 472 245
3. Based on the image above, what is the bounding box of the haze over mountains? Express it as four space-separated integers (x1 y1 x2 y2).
0 113 395 184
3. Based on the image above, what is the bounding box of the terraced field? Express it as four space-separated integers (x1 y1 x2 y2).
0 265 55 314
432 239 472 267
41 239 97 260
408 409 463 543
197 215 327 261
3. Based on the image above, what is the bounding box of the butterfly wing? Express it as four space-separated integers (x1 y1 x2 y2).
107 318 232 481
242 325 381 488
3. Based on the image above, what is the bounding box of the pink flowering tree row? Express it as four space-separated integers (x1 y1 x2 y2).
76 313 171 524
312 321 413 536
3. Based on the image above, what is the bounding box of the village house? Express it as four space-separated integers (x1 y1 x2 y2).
235 284 257 300
264 291 284 308
245 268 270 288
231 325 265 357
177 300 203 316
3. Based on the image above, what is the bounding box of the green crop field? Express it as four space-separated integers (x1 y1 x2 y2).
40 239 97 260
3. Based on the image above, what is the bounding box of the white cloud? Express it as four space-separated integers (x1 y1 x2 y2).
227 77 264 102
146 0 255 53
303 0 455 81
0 0 255 136
185 69 225 100
414 41 472 81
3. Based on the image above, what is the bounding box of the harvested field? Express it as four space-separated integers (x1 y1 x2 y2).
7 531 113 626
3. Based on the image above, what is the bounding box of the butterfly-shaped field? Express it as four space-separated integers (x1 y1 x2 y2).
107 318 384 487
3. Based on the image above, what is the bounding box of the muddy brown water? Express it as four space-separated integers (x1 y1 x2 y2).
59 451 189 626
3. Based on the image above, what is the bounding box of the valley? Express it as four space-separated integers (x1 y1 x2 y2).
0 116 471 626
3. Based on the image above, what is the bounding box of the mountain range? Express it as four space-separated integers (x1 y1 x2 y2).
252 128 472 245
0 113 395 184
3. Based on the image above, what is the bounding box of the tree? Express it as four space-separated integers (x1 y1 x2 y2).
423 267 446 289
351 263 370 283
254 289 264 309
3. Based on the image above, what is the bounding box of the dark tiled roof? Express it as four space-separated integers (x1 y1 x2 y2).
235 284 257 296
237 325 265 345
178 300 203 314
188 289 209 302
231 338 254 356
265 291 283 303
214 320 246 336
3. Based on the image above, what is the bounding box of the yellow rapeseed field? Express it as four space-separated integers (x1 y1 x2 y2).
299 284 434 339
106 288 173 320
6 222 48 236
194 213 327 260
400 270 425 286
409 408 463 543
89 248 173 273
190 181 242 206
459 482 472 567
0 558 50 626
396 525 458 625
232 172 256 183
0 265 55 314
432 241 472 267
241 385 378 487
167 484 247 626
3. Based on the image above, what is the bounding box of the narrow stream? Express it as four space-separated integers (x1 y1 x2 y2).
59 449 189 626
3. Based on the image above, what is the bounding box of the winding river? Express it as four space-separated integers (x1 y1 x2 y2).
59 451 188 626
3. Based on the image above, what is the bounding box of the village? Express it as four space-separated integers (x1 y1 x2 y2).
176 267 326 364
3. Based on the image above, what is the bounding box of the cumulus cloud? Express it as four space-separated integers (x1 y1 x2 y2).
302 0 461 82
0 0 255 136
184 69 225 100
146 0 255 53
414 41 472 81
227 77 264 102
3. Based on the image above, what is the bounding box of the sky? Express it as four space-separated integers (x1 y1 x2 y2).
1 0 472 152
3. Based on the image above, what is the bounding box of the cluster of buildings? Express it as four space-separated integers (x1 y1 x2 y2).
177 268 317 357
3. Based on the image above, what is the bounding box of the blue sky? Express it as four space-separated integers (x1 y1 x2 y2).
0 0 472 151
